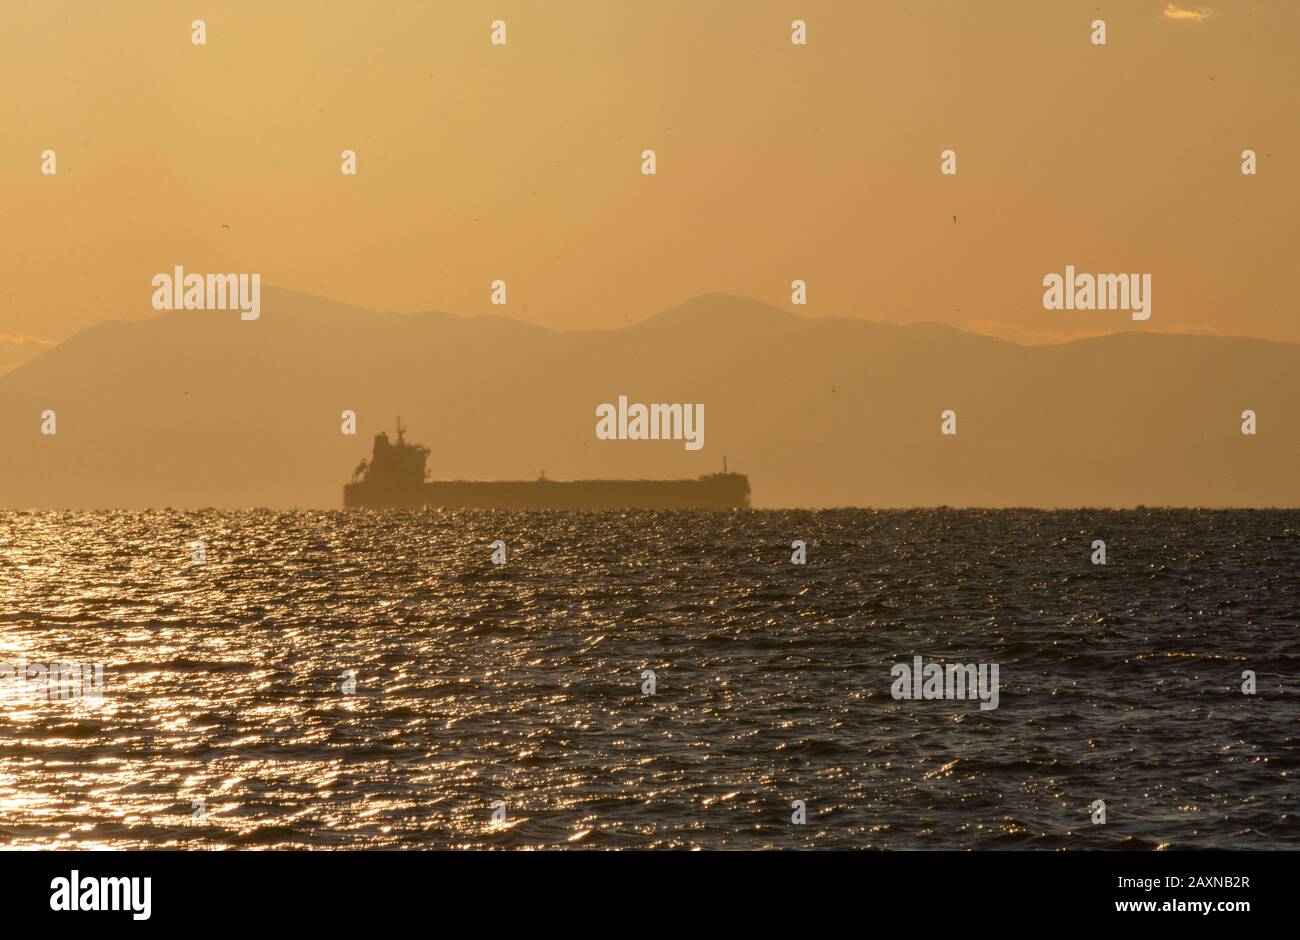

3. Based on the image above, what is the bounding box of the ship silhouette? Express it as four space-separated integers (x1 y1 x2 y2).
343 419 751 510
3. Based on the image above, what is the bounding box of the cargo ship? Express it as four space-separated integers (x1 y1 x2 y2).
343 420 750 510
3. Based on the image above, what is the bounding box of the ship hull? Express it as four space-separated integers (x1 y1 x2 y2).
343 475 750 510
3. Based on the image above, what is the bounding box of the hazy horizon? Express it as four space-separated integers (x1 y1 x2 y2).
1 286 1295 510
13 283 1300 383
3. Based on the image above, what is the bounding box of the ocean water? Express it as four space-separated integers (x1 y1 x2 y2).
0 509 1295 850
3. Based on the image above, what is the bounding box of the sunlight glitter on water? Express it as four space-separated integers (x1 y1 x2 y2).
0 508 1295 849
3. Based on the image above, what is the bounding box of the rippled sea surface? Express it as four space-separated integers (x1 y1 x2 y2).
0 509 1296 850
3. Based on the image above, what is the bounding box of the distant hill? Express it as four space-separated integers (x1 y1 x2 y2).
0 288 1295 508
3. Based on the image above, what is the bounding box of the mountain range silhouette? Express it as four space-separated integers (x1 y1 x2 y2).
1 288 1295 508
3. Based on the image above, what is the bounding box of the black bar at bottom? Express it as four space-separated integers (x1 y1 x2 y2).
2 849 1282 926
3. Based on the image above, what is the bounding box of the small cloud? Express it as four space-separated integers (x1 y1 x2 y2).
963 320 1222 347
1162 4 1213 22
963 320 1112 346
0 333 57 375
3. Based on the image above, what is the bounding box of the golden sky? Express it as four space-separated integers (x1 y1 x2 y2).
2 0 1296 360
